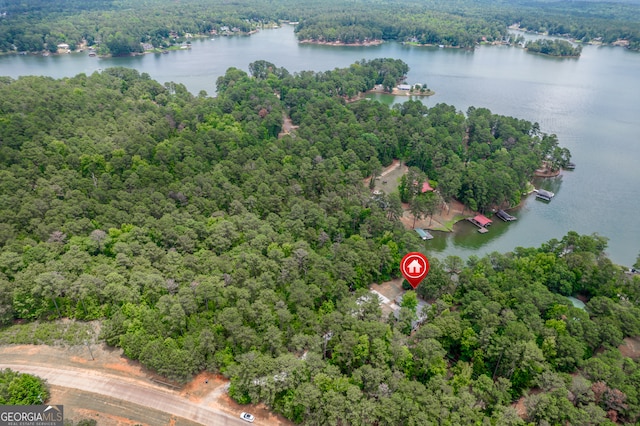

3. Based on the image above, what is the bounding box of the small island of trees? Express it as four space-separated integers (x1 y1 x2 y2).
526 38 583 57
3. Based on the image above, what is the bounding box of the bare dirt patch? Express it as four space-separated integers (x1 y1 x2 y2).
370 278 405 317
103 361 145 376
513 395 527 419
511 388 543 420
371 278 404 301
181 371 226 403
619 336 640 359
278 113 298 138
534 162 562 178
74 408 149 426
216 393 292 426
400 198 468 232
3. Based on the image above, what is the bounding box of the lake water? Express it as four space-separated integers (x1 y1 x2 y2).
1 25 639 266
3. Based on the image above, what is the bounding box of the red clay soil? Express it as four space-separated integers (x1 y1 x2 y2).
534 166 561 178
512 388 543 420
619 337 640 359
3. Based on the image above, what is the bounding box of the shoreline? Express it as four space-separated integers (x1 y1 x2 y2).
367 84 435 97
401 42 466 50
373 161 556 235
299 39 384 47
344 85 435 104
534 169 561 178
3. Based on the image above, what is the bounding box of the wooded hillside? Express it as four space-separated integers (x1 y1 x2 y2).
1 63 639 424
0 0 638 53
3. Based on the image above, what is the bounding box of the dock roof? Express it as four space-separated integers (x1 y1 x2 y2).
473 214 492 227
536 189 555 199
415 228 434 240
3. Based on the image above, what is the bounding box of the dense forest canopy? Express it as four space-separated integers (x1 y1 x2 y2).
0 0 639 53
1 61 640 423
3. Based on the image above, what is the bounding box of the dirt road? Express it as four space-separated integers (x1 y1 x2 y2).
0 362 244 426
49 384 202 426
0 344 291 425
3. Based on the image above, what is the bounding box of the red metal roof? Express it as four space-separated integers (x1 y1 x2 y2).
421 181 433 192
473 214 492 226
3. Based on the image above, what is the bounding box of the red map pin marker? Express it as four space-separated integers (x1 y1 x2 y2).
400 252 430 289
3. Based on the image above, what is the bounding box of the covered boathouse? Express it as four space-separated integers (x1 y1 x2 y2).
467 214 492 233
535 189 555 201
415 228 434 240
496 209 517 222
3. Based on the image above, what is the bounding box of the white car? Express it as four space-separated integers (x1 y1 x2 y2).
240 412 255 423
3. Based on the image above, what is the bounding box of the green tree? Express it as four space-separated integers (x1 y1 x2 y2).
0 369 49 405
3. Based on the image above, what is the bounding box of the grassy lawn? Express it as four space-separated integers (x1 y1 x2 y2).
373 162 405 195
431 214 466 232
0 320 98 346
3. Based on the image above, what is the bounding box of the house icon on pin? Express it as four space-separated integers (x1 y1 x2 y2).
407 259 422 274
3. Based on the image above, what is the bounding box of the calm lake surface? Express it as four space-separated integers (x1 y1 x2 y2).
1 25 639 266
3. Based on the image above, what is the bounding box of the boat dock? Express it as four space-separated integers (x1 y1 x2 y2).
415 228 434 240
496 209 517 222
467 214 492 233
535 189 555 201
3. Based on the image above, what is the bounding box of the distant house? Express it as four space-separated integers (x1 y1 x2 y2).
393 295 430 330
397 84 412 91
612 39 630 47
